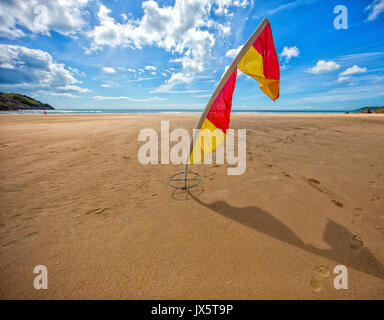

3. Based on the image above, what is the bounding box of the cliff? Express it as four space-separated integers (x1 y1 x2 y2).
0 92 54 111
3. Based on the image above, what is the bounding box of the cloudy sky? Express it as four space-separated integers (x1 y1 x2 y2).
0 0 383 110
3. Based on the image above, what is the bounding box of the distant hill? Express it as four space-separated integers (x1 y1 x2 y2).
0 92 54 111
353 106 384 113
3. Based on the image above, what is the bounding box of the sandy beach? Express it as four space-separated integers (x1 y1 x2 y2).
0 113 383 299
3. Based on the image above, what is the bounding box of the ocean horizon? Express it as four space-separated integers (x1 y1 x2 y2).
0 108 352 115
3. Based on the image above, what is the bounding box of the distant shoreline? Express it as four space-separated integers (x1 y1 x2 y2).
0 109 360 115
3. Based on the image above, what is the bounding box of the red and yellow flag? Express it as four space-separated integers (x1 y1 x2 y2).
190 20 279 164
238 23 280 101
190 69 237 163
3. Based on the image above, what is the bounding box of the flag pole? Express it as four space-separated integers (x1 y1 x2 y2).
183 18 270 189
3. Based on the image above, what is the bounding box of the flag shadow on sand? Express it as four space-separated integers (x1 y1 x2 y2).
176 187 384 279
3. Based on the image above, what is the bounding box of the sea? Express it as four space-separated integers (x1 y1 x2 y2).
0 108 350 114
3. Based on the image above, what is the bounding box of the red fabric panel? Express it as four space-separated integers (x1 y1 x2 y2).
252 24 280 81
206 68 237 134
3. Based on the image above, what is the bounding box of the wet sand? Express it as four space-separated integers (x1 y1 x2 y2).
0 113 383 299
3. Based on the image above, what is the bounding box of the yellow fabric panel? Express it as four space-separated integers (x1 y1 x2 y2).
238 45 264 78
189 118 226 164
238 46 280 101
253 76 280 101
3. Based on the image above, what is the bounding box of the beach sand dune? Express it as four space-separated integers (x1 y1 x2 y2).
0 113 383 299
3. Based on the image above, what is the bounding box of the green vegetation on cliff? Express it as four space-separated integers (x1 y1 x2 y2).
0 92 54 111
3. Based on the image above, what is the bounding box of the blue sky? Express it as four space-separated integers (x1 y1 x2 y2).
0 0 383 110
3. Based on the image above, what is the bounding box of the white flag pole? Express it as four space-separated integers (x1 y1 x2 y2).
183 18 270 189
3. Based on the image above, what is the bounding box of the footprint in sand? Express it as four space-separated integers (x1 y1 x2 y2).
282 170 291 178
307 178 320 185
369 180 377 187
313 265 330 278
305 178 344 208
331 199 344 207
86 208 106 215
23 232 38 242
350 235 364 251
311 265 330 292
310 279 321 292
371 194 381 203
352 208 363 223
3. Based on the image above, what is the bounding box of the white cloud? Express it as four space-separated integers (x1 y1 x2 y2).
68 66 86 78
0 63 15 69
337 76 350 82
280 46 299 62
48 93 79 98
366 0 384 21
0 0 89 38
234 0 249 7
339 65 367 76
117 67 137 73
215 0 248 14
164 72 192 85
93 96 166 102
87 1 248 90
225 45 242 59
101 84 113 88
56 85 91 93
126 77 158 83
150 72 194 93
145 65 157 71
0 44 89 94
336 65 367 83
102 67 116 74
306 60 340 74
